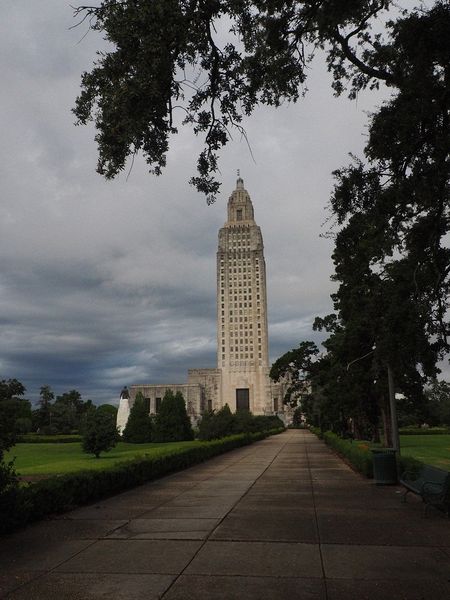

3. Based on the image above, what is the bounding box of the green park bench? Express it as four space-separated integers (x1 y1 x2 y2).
400 464 450 517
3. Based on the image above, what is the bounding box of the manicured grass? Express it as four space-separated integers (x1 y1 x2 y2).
399 434 450 471
6 441 203 476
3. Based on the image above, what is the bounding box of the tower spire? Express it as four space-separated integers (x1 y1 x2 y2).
236 169 244 190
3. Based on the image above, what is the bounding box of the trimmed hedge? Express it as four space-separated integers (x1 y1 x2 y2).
399 427 450 436
310 429 426 479
308 426 323 439
17 434 82 444
0 428 283 534
322 431 374 477
198 408 284 441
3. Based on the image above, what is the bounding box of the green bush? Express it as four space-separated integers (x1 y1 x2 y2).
316 431 374 477
153 390 194 442
250 415 285 433
308 426 323 439
82 408 119 458
122 392 153 443
399 427 450 435
198 405 235 440
198 406 285 441
17 434 82 443
0 429 283 534
311 429 428 479
398 455 423 476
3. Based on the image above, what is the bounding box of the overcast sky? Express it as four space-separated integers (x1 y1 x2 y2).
2 1 428 406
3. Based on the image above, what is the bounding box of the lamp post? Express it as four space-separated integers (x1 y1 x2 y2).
346 347 400 455
387 364 400 456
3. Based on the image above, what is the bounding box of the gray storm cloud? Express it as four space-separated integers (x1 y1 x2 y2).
0 1 395 405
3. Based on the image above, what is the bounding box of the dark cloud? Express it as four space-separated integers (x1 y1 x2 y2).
4 2 439 408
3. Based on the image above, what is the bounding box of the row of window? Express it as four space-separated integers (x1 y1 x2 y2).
222 329 259 338
222 353 263 360
221 296 261 303
221 303 261 314
221 316 261 323
224 322 261 329
222 360 264 366
220 257 260 265
229 313 260 321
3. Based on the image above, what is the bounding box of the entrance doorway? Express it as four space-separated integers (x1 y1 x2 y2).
236 388 250 411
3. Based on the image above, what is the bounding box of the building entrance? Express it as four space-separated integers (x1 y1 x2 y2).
236 388 250 411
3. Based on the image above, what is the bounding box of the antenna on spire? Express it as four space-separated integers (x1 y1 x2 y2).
236 169 244 190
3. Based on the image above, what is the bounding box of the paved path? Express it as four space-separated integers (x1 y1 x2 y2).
1 430 450 599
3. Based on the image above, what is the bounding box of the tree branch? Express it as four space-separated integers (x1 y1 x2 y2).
332 27 395 85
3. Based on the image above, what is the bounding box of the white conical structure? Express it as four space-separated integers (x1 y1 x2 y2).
116 386 131 434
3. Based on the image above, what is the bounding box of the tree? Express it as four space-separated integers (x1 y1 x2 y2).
424 380 450 427
82 407 119 458
0 379 28 494
270 341 319 407
0 379 28 458
49 401 77 434
153 389 194 442
97 404 118 419
50 390 94 433
314 6 450 440
198 404 235 440
122 391 153 443
73 1 446 202
292 407 303 428
35 385 54 431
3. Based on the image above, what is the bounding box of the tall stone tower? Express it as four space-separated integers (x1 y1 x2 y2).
217 175 271 413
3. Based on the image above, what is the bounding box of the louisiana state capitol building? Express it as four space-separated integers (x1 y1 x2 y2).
117 176 284 431
217 175 272 413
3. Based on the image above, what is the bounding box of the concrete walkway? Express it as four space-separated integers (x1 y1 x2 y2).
1 430 450 599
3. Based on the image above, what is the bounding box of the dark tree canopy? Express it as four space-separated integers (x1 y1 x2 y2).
72 0 443 202
153 389 194 442
122 391 153 442
82 407 119 457
270 341 319 407
0 379 28 459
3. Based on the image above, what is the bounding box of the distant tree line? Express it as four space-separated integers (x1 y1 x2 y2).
0 380 118 437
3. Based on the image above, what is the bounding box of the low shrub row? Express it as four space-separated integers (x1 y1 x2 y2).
17 434 83 444
310 429 425 479
0 428 283 534
321 431 374 477
399 427 450 436
198 405 284 440
308 426 323 439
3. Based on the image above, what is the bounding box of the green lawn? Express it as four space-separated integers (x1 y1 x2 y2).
8 434 450 476
6 441 202 476
399 434 450 471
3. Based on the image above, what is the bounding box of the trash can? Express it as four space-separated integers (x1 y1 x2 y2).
371 448 397 485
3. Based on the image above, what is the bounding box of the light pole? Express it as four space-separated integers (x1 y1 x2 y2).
387 364 400 456
346 346 400 455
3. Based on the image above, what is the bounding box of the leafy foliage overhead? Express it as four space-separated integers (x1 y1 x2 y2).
73 0 427 202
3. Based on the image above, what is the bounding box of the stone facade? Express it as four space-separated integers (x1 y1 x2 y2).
117 177 288 430
217 176 272 414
